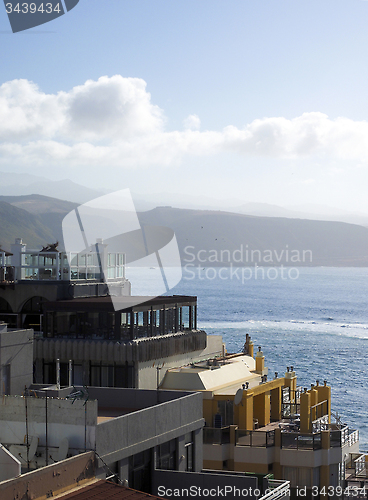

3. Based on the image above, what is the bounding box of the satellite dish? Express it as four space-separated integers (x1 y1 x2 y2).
234 388 243 406
57 437 69 461
28 436 39 461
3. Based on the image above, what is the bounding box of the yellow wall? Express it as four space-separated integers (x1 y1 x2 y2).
234 462 269 474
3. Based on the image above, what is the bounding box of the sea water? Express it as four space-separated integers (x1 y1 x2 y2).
126 266 368 451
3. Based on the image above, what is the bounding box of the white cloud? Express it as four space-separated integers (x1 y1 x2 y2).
1 76 368 170
183 114 201 130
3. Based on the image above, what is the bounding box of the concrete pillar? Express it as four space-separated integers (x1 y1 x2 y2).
237 392 254 431
230 425 237 445
118 457 129 485
193 428 203 472
270 386 282 421
254 391 270 428
244 334 254 357
321 430 330 449
300 389 311 433
255 346 265 373
315 380 331 424
320 465 330 493
177 435 186 472
310 384 318 422
272 429 283 479
248 341 254 358
274 428 281 448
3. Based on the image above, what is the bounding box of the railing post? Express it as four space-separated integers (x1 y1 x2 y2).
275 428 281 448
230 425 237 445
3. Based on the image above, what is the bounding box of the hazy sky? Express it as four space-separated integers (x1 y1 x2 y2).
2 0 368 212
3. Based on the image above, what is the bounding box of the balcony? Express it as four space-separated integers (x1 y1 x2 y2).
281 431 322 450
203 427 230 445
236 429 275 448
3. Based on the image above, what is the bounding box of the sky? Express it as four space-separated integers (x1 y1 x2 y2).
1 0 368 212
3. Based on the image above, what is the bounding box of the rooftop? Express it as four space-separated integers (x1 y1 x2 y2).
43 295 197 312
161 354 259 393
56 480 165 500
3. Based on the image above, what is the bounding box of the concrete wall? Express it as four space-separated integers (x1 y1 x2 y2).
152 470 261 500
0 451 95 500
0 396 97 450
35 330 207 369
0 282 114 313
30 386 196 408
138 334 223 389
84 386 194 408
0 326 33 396
96 392 204 466
0 444 21 482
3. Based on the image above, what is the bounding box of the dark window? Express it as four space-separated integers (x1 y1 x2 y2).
157 439 176 470
217 400 234 426
90 363 134 388
129 449 152 493
43 362 56 385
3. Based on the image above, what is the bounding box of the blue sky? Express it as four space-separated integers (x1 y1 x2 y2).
2 0 368 212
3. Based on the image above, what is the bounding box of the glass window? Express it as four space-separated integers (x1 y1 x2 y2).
157 439 176 470
129 449 152 493
218 400 234 426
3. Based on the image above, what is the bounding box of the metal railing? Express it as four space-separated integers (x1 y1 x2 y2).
330 426 358 448
348 429 359 447
259 480 290 500
236 429 275 448
281 431 322 450
203 427 230 445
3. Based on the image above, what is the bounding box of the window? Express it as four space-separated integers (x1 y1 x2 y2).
157 439 176 470
129 449 152 493
89 363 134 388
217 400 234 426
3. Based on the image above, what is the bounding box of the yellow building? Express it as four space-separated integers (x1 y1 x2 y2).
161 334 361 495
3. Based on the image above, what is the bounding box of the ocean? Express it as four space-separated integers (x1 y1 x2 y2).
127 266 368 451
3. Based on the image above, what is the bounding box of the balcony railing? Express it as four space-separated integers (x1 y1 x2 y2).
330 426 358 447
236 429 275 448
281 431 322 450
259 480 290 500
203 427 230 445
204 424 358 451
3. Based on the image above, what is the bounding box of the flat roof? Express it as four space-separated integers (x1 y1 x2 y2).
43 295 197 312
161 355 257 392
97 406 141 423
57 480 165 499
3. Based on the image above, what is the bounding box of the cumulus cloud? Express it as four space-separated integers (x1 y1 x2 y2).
1 76 368 169
183 114 201 130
